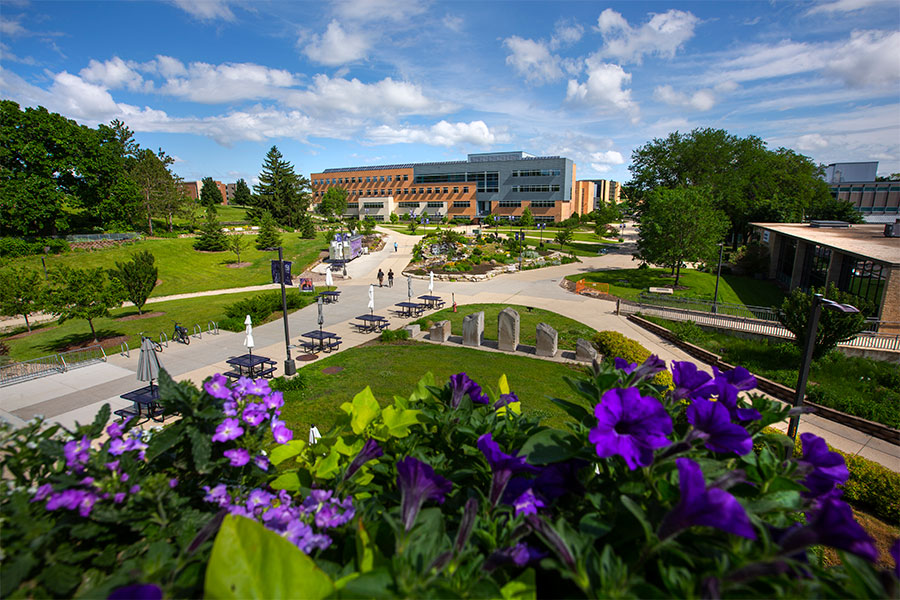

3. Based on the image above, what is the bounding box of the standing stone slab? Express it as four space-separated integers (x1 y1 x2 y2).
462 311 484 347
430 320 451 343
535 322 558 357
497 308 520 352
575 338 598 362
405 324 421 338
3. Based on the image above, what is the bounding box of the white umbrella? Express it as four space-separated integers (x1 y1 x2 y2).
325 268 334 287
243 314 254 356
309 425 322 445
428 271 434 294
367 284 375 314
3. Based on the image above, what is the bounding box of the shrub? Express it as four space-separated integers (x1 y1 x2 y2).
778 283 871 359
223 290 315 326
0 237 70 257
592 330 674 387
379 328 411 343
731 242 769 276
270 372 308 393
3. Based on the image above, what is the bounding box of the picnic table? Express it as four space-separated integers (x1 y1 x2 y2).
115 385 163 423
353 314 389 333
318 290 341 304
225 354 276 379
300 330 341 353
394 302 425 318
418 295 445 309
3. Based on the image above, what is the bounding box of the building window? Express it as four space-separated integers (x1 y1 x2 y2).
839 258 886 312
380 176 385 182
498 200 522 207
512 185 560 193
388 175 393 181
511 169 561 177
442 187 449 193
800 244 831 291
453 187 459 193
403 174 409 181
363 202 384 209
463 186 469 193
453 201 470 208
531 200 555 208
427 201 444 208
426 187 432 194
399 202 420 208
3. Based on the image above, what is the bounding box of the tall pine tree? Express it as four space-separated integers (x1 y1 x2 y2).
252 146 312 232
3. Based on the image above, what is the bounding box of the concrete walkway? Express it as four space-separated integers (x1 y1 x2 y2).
3 224 897 472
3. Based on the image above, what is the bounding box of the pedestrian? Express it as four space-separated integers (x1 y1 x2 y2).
377 269 384 287
394 241 398 252
387 269 394 287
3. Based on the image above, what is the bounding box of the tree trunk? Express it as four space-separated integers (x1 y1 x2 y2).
146 202 154 236
167 212 173 233
23 313 31 332
674 262 682 287
87 318 98 343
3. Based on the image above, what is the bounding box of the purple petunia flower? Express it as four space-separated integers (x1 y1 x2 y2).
247 489 275 513
31 483 52 503
494 392 519 409
224 448 250 467
478 433 539 507
454 498 479 554
697 377 762 422
254 454 270 471
106 418 130 439
781 496 877 562
222 400 238 417
129 484 141 495
212 418 244 443
264 391 285 411
671 361 714 401
448 373 489 408
108 584 163 600
113 492 126 504
513 488 545 517
169 478 178 488
798 433 849 499
687 398 752 455
105 460 120 472
203 484 231 507
712 366 757 391
204 373 232 400
588 387 672 470
614 357 637 374
485 543 548 570
890 539 900 578
344 439 383 482
64 435 91 471
243 409 268 427
232 376 254 396
396 456 453 531
633 354 667 382
272 424 293 444
659 458 756 540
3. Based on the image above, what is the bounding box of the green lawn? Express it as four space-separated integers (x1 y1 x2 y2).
278 341 590 432
566 268 786 308
0 289 323 362
412 303 597 350
4 233 328 298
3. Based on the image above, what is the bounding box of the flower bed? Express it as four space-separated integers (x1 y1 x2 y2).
1 359 898 597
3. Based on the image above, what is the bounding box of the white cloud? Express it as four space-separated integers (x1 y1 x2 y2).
157 61 298 103
0 17 25 36
805 0 884 15
303 20 369 66
443 14 464 32
80 57 148 92
566 59 638 117
286 74 453 117
333 0 427 23
551 20 584 48
151 55 188 79
170 0 235 21
796 134 830 151
590 150 625 165
504 36 563 84
594 8 699 64
826 30 900 88
654 84 717 111
366 120 509 147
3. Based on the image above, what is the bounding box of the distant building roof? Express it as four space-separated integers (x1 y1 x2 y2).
752 222 900 266
321 151 562 173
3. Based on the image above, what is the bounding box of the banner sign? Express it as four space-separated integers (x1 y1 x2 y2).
271 260 293 285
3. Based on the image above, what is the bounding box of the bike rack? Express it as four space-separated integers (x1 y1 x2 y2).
193 324 202 339
207 321 219 335
159 332 168 348
120 341 129 358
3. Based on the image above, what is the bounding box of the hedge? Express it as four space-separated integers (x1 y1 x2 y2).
591 330 674 388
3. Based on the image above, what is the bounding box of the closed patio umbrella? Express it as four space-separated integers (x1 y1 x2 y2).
407 275 413 301
136 337 161 393
244 314 255 357
317 295 325 334
367 284 375 314
325 268 334 288
428 271 434 293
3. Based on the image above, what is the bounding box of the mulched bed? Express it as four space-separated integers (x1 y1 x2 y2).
321 366 344 374
59 335 128 353
4 326 55 340
116 311 165 321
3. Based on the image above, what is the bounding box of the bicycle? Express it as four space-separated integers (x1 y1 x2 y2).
139 332 163 353
173 322 191 345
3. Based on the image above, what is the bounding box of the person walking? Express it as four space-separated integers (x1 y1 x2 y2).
394 241 398 252
387 269 394 287
377 268 384 287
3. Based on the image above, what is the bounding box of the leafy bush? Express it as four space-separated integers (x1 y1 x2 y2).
222 290 317 328
270 372 308 393
379 328 411 343
0 236 70 257
592 330 674 388
731 242 770 276
667 320 710 345
778 283 871 359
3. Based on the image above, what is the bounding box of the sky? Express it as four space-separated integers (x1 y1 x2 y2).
1 0 899 187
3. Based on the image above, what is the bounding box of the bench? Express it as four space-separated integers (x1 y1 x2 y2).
257 367 277 378
223 370 243 379
648 287 674 295
114 406 140 420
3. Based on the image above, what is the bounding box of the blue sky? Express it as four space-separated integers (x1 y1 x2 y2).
2 0 898 186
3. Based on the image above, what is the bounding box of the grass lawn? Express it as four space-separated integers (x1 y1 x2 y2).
412 303 597 350
566 267 786 308
278 341 589 432
4 233 328 298
0 289 323 362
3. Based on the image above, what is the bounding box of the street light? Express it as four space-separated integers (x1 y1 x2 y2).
712 243 725 314
786 294 859 440
538 223 545 247
266 246 297 376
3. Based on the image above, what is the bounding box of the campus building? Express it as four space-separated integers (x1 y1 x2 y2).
180 180 227 205
310 151 576 223
822 161 900 223
752 221 900 331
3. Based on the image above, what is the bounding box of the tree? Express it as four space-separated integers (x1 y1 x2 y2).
317 187 349 219
255 211 282 250
200 177 222 210
232 178 252 206
407 218 419 235
635 187 730 286
194 208 228 251
360 217 376 236
808 195 864 224
228 235 247 265
43 267 125 342
554 226 574 251
131 148 175 236
107 250 157 315
482 214 497 229
252 146 312 230
0 266 44 331
519 207 535 228
778 283 871 359
390 212 399 224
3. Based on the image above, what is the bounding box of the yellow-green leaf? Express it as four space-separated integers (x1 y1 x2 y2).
333 436 363 457
348 387 381 435
500 568 535 600
313 449 341 480
356 518 375 573
498 373 510 395
269 440 306 466
380 406 423 438
269 472 301 491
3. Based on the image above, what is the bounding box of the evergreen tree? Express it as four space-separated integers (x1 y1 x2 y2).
194 208 228 251
252 146 312 229
232 178 252 206
200 177 221 210
107 250 157 315
255 211 282 250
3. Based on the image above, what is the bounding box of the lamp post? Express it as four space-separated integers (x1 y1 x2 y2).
267 246 296 376
786 294 859 440
712 243 725 314
538 223 545 247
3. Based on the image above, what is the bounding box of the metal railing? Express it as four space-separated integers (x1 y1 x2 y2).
65 232 141 242
0 344 107 387
159 332 168 348
208 321 219 335
192 324 202 339
120 341 130 358
637 292 780 321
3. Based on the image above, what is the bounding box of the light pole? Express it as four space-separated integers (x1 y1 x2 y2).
267 246 296 376
538 223 545 247
712 243 725 314
786 294 859 440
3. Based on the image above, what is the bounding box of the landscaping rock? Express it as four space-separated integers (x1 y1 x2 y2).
462 311 484 347
575 338 598 362
430 320 451 343
498 308 520 352
535 322 558 357
405 324 421 338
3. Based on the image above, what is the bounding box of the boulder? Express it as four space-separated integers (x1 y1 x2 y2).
497 308 520 352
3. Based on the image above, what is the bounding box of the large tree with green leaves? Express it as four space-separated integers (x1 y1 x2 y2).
232 178 252 206
107 250 158 315
317 187 349 219
778 283 871 359
131 149 177 236
252 146 312 231
200 177 222 209
194 209 229 251
635 187 730 286
43 267 125 342
627 128 831 246
0 266 44 331
519 207 535 228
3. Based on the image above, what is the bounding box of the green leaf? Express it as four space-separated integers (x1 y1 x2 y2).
314 449 341 480
346 387 381 435
144 421 183 462
339 567 394 599
205 514 333 600
189 428 212 472
377 406 422 439
501 568 536 600
518 428 581 465
356 518 375 573
620 495 653 543
88 403 111 438
270 440 307 466
269 472 301 491
0 553 37 597
549 396 593 426
745 491 802 514
333 436 362 457
408 372 437 402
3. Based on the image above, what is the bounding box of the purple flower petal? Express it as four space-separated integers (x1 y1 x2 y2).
397 456 453 531
212 418 244 443
672 362 713 401
224 448 250 467
108 584 163 600
687 398 752 455
588 387 672 470
513 488 545 517
478 433 539 506
204 373 232 400
798 433 849 499
344 439 383 481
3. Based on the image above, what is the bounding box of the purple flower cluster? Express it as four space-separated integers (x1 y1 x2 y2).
672 363 762 423
478 433 539 507
448 372 490 408
614 355 667 383
589 387 672 470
